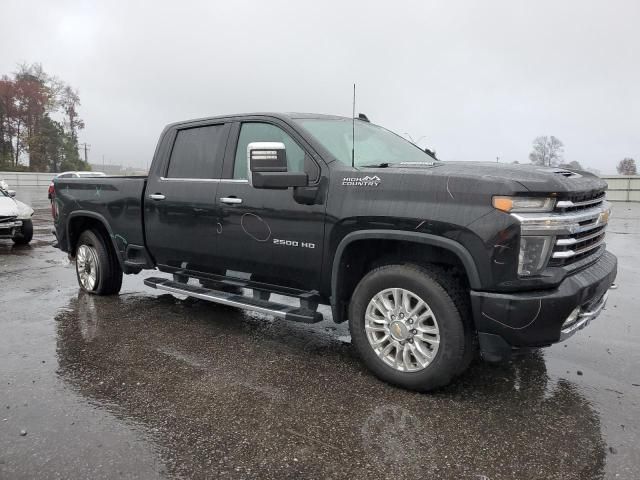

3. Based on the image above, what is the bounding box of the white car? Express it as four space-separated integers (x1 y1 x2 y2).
57 171 106 178
0 188 35 245
49 171 106 199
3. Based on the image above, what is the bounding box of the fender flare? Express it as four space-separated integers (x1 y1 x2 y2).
66 210 124 266
330 230 482 318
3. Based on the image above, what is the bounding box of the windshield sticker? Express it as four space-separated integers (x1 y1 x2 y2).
342 175 381 187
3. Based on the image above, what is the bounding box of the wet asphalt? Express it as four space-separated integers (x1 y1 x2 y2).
1 188 639 480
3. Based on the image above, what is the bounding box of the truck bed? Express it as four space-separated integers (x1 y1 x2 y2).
54 176 148 261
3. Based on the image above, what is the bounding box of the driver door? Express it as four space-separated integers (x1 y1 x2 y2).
215 121 326 291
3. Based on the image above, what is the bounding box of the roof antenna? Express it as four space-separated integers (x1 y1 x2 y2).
351 83 356 168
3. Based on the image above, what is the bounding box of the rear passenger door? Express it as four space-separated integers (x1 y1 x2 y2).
144 122 230 274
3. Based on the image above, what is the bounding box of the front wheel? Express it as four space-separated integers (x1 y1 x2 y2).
75 230 123 295
349 264 471 391
12 219 33 245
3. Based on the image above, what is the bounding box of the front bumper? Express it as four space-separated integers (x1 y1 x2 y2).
0 220 23 239
558 291 609 341
471 250 617 361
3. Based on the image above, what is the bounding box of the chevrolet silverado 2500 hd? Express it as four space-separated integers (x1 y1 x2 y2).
52 113 617 391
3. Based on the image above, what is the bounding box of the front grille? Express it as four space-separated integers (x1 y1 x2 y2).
555 191 606 213
549 190 608 267
0 215 17 223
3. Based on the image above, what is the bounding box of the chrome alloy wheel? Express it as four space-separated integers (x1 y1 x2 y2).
364 288 440 372
76 244 99 291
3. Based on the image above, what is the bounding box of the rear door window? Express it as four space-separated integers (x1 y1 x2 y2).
166 124 227 179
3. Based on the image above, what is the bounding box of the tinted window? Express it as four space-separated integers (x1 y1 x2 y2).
233 123 310 180
167 125 227 179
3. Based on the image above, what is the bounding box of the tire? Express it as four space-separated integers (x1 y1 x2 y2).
12 219 33 245
75 229 123 295
349 263 471 391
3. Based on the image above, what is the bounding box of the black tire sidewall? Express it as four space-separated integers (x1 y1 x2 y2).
76 230 112 295
349 265 466 391
12 219 33 244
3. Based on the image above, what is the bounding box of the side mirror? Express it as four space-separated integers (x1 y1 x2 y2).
247 142 308 189
7 190 16 197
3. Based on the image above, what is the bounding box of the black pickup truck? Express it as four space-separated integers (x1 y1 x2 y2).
52 113 617 391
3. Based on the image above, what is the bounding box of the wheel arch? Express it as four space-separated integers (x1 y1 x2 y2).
66 211 123 266
330 230 481 323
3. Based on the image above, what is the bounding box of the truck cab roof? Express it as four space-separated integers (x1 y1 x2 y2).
166 112 354 129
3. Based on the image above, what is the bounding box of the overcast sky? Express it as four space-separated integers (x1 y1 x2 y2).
2 0 639 173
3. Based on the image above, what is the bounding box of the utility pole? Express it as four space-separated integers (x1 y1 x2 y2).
79 143 91 163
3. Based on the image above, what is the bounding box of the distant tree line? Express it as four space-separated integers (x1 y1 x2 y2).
527 136 585 170
525 135 635 175
0 63 90 172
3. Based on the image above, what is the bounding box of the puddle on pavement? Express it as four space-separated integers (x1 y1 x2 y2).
50 291 607 480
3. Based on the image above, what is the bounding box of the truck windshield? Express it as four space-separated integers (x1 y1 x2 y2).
297 118 436 167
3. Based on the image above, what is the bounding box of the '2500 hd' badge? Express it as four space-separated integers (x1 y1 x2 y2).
342 175 381 187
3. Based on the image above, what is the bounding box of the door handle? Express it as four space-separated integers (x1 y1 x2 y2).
149 193 166 200
220 197 242 205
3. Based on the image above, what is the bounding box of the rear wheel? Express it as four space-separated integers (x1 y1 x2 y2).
75 230 122 295
349 263 471 391
12 219 33 245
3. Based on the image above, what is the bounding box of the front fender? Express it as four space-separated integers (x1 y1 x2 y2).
329 229 482 322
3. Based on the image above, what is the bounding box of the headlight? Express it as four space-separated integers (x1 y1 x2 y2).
493 196 555 213
518 235 554 276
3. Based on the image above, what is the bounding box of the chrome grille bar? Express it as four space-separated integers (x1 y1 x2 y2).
512 202 611 236
556 195 605 209
556 227 606 246
552 236 606 259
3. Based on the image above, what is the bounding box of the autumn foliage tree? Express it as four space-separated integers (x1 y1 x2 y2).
616 158 637 175
0 63 89 172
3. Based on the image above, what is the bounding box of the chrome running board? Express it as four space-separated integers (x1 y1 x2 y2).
144 277 323 324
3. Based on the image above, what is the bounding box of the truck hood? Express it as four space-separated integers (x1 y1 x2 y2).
384 161 607 195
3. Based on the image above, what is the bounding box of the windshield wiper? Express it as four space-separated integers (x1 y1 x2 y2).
398 161 438 166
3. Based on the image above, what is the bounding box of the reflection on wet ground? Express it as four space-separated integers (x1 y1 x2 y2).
54 292 607 479
1 193 639 479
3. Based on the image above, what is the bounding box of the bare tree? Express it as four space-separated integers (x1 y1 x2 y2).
616 158 637 175
529 136 564 167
